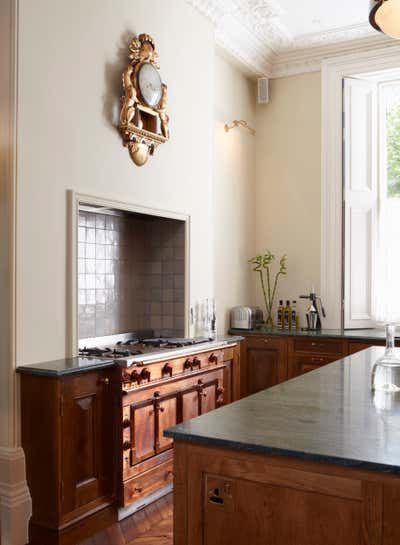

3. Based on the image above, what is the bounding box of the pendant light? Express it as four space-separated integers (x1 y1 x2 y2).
370 0 400 39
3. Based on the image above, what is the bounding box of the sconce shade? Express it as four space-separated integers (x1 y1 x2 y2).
370 0 400 39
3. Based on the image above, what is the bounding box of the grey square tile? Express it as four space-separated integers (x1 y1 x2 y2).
96 290 106 304
78 274 86 290
95 214 106 229
86 213 96 228
96 245 106 259
95 275 105 289
87 290 96 305
86 244 96 259
96 260 106 274
162 289 173 302
105 275 115 289
86 259 96 274
78 227 86 242
105 215 115 230
86 228 96 244
78 213 86 227
96 229 106 244
86 274 96 289
78 290 86 305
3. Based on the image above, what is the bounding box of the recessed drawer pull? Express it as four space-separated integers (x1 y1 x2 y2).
134 486 143 493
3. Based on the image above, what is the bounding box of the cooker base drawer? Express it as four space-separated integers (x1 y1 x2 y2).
122 459 174 507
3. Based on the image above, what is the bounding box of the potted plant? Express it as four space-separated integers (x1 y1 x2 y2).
249 251 287 328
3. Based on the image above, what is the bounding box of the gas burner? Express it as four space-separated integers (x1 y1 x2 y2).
79 347 111 357
141 337 211 349
110 348 131 358
142 338 170 348
116 338 140 346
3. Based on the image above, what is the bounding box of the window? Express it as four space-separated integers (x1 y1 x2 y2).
344 76 400 327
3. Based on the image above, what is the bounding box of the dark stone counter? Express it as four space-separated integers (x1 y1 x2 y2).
15 336 243 377
229 327 391 342
16 356 116 377
165 346 400 474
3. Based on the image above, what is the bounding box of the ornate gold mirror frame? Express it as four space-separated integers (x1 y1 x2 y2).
119 34 169 166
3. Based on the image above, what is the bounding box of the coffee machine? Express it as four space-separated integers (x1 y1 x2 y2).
300 288 326 331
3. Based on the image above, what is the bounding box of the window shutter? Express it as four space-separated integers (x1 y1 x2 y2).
343 77 378 329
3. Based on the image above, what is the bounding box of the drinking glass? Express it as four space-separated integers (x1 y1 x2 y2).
371 324 400 393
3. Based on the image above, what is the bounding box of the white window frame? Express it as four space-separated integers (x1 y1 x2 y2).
321 45 400 329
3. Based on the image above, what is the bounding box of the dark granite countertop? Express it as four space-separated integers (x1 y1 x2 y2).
229 327 391 342
16 356 116 377
16 336 243 377
165 346 400 474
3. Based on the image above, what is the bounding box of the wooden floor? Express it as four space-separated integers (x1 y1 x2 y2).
80 494 173 545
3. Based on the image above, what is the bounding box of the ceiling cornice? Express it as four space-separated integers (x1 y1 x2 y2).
186 0 397 78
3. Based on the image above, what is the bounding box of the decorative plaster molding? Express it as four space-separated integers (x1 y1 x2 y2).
185 0 396 77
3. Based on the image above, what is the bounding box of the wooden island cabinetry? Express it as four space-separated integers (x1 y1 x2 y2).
239 331 388 397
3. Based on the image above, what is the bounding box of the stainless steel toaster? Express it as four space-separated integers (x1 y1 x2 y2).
230 306 264 330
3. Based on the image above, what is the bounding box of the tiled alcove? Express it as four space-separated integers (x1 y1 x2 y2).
78 208 185 339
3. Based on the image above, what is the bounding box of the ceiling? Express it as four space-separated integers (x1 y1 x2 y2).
186 0 395 77
278 0 371 39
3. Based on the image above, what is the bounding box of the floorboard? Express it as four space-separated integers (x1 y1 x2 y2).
79 494 173 545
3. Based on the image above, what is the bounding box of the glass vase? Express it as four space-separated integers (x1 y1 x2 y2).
371 324 400 393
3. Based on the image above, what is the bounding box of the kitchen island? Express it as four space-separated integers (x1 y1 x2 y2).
165 347 400 545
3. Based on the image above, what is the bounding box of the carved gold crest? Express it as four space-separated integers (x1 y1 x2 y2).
119 34 169 166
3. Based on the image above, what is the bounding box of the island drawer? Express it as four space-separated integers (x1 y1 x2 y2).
294 338 343 355
123 459 173 506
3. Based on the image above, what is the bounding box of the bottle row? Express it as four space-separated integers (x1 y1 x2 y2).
277 300 299 330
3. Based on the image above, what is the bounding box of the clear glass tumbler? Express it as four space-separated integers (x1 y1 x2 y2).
371 324 400 393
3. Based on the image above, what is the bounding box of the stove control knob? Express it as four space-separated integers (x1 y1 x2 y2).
130 370 140 383
209 353 218 364
163 364 173 377
184 359 192 370
140 368 151 383
192 357 201 369
122 372 131 383
122 419 131 429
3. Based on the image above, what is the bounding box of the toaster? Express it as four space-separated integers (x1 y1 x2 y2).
230 306 264 330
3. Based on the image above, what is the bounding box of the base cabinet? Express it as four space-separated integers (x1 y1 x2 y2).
240 333 391 397
20 368 118 545
244 336 287 396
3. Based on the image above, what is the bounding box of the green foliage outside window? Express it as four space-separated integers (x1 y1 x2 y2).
387 102 400 198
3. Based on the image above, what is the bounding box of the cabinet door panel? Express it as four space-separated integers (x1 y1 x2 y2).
156 393 178 452
61 371 115 518
130 399 156 464
200 378 220 415
181 387 200 422
245 337 287 396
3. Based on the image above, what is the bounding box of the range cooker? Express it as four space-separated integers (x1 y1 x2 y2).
78 331 214 368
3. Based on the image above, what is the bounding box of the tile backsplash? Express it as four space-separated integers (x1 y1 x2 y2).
78 209 185 339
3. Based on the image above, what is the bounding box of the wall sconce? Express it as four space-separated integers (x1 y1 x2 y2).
224 120 256 136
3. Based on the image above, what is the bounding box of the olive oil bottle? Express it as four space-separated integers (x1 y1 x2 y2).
284 300 291 330
291 300 298 330
277 300 284 330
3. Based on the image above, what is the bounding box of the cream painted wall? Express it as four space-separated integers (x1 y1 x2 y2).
16 0 216 364
255 72 322 324
214 53 257 333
